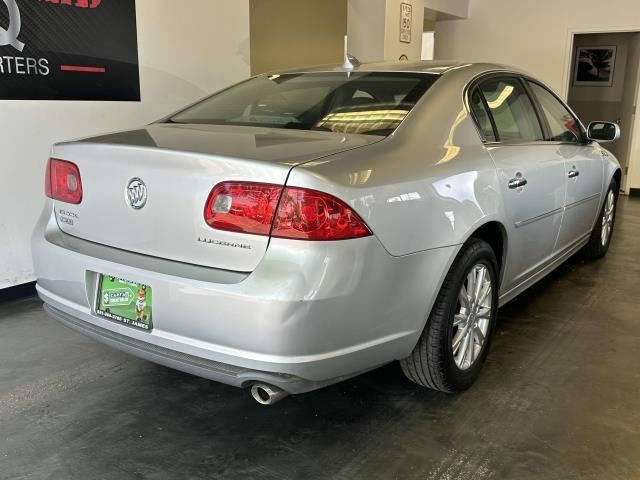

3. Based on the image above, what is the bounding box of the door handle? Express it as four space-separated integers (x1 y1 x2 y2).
568 169 580 179
508 177 528 189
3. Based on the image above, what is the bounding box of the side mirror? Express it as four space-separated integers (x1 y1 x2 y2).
587 121 621 143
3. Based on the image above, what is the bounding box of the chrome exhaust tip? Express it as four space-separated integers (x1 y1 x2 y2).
250 383 288 406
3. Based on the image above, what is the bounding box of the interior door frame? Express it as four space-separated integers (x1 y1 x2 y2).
561 26 640 193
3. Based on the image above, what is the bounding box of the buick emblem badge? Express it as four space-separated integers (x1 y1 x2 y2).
126 178 147 210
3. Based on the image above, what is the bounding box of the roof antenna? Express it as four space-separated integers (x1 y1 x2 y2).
342 35 360 70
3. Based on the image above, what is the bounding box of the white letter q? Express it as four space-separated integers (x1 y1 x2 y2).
0 0 26 52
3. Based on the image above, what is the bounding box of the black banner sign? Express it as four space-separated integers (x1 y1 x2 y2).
0 0 140 101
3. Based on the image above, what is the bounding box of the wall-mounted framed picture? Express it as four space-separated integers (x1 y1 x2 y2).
400 3 412 44
573 46 617 87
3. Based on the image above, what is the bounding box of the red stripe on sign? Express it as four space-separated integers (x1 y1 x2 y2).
60 65 106 73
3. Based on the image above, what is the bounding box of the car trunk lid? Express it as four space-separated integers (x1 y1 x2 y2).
51 123 381 272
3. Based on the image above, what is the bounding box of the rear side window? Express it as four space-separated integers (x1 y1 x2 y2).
469 89 497 142
528 82 582 143
478 77 544 143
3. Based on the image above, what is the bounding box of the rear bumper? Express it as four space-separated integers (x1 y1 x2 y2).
33 201 458 393
43 303 328 393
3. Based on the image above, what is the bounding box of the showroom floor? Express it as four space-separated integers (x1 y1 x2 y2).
1 197 639 480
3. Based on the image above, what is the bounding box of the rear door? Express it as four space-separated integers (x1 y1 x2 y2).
471 76 566 292
526 80 604 252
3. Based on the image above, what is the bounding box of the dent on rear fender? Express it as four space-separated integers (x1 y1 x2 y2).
243 235 460 356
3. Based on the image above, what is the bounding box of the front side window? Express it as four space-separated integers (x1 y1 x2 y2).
479 77 544 143
528 82 582 143
170 72 439 136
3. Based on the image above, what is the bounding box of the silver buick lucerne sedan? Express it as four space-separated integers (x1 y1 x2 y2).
33 61 621 405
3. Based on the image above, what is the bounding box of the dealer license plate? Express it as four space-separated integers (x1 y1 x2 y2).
95 275 153 331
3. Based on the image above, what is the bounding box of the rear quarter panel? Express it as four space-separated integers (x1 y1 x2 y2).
287 66 504 257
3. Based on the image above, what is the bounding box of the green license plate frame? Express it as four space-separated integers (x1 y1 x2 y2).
95 275 153 331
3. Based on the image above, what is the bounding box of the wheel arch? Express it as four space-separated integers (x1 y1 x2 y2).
613 168 622 191
465 220 508 286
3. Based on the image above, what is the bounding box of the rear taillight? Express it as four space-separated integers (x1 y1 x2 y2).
45 158 83 204
272 187 371 240
204 182 371 241
204 182 282 236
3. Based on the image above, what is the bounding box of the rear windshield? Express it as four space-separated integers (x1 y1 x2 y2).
169 72 439 136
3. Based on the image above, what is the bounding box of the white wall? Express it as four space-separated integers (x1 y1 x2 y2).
0 0 251 289
347 0 389 62
434 0 640 189
424 0 469 20
347 0 424 62
250 0 347 75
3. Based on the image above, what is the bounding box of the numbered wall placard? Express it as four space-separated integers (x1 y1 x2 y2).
400 3 412 44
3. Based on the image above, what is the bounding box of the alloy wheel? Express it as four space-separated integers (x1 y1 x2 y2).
452 264 493 371
601 190 615 247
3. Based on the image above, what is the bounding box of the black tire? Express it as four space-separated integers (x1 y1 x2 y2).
583 178 618 259
400 239 499 393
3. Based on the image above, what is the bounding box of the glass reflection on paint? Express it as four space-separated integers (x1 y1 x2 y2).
387 192 422 203
436 109 468 165
348 169 373 185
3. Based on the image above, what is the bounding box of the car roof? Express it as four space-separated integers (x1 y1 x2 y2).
268 60 517 76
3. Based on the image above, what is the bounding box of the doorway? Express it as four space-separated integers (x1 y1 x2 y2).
567 31 640 193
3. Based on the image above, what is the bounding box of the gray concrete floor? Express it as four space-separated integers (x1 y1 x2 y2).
1 197 639 480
